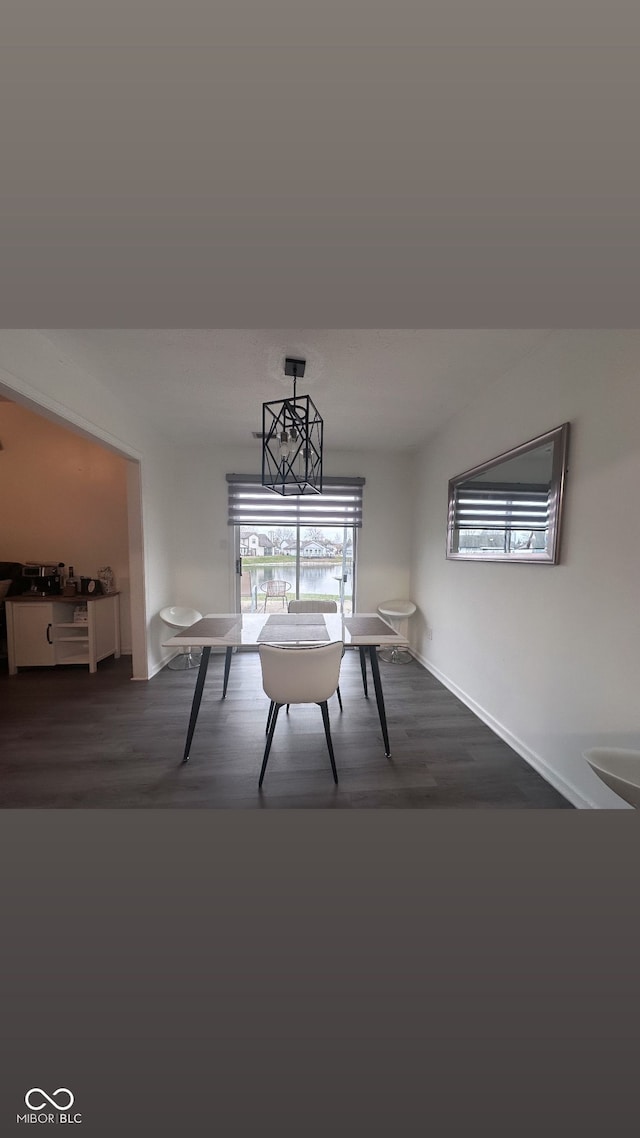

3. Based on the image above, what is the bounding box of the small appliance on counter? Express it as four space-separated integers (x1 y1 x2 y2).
79 577 104 595
21 562 64 596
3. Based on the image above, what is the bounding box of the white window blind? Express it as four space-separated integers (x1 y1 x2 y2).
453 482 550 531
227 474 364 527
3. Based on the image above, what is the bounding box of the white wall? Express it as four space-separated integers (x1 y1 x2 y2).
169 445 413 616
410 330 640 808
0 401 133 651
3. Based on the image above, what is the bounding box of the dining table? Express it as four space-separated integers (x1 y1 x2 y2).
163 611 410 764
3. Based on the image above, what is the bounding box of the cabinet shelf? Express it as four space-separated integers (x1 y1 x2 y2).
6 595 120 674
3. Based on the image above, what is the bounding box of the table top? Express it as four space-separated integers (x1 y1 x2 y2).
163 612 409 648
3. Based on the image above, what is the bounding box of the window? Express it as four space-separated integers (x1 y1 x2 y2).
227 475 364 613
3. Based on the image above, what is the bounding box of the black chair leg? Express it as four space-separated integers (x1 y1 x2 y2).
265 700 275 735
259 703 281 787
336 685 343 712
320 700 338 784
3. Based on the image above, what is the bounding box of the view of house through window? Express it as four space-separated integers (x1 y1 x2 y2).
236 525 355 614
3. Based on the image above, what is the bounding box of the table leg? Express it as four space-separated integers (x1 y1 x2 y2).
181 646 211 764
222 645 233 698
368 644 391 758
359 646 369 698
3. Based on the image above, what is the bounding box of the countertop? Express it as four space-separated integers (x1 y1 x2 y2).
6 592 119 603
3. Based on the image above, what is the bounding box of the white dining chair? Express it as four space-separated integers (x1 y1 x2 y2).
287 599 343 710
377 599 416 663
258 641 344 787
160 605 203 670
287 599 338 614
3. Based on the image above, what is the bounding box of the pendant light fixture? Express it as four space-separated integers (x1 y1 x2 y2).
262 357 323 495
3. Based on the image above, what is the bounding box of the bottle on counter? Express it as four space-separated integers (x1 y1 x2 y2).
66 565 78 594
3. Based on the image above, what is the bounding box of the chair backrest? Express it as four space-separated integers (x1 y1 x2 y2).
288 599 338 613
160 606 202 630
265 580 289 597
259 641 343 705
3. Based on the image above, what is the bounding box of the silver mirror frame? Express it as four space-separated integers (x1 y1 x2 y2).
446 422 570 564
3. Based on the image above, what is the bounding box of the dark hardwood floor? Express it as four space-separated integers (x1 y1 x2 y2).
0 650 573 808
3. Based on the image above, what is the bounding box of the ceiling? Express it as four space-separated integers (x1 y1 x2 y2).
39 329 552 452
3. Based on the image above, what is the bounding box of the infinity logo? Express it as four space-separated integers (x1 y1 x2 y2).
24 1089 75 1111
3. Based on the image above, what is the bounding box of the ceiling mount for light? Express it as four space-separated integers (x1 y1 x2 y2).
261 357 323 496
283 357 306 381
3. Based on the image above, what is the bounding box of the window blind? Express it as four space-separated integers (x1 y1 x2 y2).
227 474 364 527
453 482 550 531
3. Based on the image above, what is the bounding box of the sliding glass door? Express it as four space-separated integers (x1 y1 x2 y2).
235 525 356 614
227 473 364 615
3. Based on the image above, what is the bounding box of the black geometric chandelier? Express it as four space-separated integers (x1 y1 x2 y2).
262 357 323 495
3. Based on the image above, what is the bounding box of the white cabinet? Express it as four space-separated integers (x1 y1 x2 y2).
10 603 56 667
6 595 120 675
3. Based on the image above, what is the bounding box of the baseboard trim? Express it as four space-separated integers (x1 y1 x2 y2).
146 653 175 680
411 649 594 810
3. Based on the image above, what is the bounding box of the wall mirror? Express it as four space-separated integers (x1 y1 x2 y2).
447 422 570 563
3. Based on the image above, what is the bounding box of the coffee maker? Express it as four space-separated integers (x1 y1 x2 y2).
21 562 63 596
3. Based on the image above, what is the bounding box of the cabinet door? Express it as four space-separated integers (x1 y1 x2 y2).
13 604 56 666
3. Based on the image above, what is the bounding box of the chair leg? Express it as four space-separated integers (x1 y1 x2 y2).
336 685 343 712
320 701 338 784
265 700 275 735
259 703 281 787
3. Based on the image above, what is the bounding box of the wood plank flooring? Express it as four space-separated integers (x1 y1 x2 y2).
0 650 573 808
